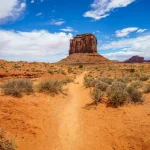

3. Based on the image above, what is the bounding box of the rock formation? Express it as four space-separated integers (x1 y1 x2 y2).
69 33 97 55
58 33 112 64
124 56 144 63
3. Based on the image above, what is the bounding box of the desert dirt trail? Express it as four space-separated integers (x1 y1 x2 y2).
56 72 89 150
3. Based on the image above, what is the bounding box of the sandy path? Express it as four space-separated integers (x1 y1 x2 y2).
57 72 88 150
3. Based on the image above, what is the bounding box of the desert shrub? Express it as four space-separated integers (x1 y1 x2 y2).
0 129 15 150
107 81 127 96
48 69 54 75
108 89 129 107
61 70 67 75
60 78 74 85
143 84 150 93
91 86 103 105
130 68 135 73
130 81 143 88
68 67 73 73
127 86 143 103
116 77 132 83
79 64 83 68
38 80 63 94
99 78 114 85
107 81 129 107
95 80 109 91
13 65 21 69
84 76 95 88
139 76 149 81
0 79 33 97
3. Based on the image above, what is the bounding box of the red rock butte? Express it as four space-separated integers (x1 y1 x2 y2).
69 33 97 55
59 33 112 64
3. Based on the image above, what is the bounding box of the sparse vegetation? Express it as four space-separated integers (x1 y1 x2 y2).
127 86 143 103
84 75 95 88
38 80 63 95
130 81 143 88
143 84 150 93
107 81 129 107
91 86 103 105
130 68 135 73
79 64 83 68
139 76 149 81
48 69 54 75
68 67 73 73
0 129 15 150
95 80 108 91
0 79 33 97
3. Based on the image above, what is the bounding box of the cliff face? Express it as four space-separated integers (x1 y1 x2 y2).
69 33 97 55
124 56 144 63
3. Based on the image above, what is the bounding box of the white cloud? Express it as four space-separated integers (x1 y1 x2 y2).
36 12 42 17
137 29 147 33
0 0 26 22
99 34 150 60
0 30 73 62
50 19 65 26
83 0 135 20
115 27 138 37
60 27 75 32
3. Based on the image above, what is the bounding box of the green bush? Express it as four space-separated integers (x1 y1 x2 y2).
108 89 129 107
48 69 54 75
130 68 135 73
84 76 95 88
127 86 143 103
68 67 73 73
79 64 83 68
107 81 127 96
0 79 33 97
91 86 103 105
143 84 150 93
38 80 63 95
95 80 108 91
107 81 129 107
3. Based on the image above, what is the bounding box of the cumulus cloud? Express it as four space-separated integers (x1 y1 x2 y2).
99 34 150 60
115 27 138 37
50 19 65 26
0 30 73 62
83 0 135 20
0 0 26 23
115 27 147 37
60 27 75 32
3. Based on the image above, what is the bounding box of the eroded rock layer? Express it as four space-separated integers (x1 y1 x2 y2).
69 33 97 55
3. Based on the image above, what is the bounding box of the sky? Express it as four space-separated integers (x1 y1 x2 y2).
0 0 150 62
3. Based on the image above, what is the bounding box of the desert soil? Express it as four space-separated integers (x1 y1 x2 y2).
0 72 150 150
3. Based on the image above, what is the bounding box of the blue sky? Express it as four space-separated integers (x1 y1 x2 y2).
0 0 150 62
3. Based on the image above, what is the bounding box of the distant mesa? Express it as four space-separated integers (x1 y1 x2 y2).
124 56 144 63
59 33 111 64
69 33 97 55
